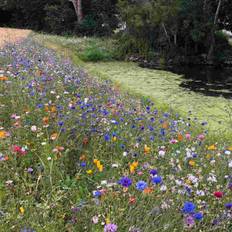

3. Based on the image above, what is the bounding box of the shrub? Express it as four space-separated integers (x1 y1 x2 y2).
78 43 113 62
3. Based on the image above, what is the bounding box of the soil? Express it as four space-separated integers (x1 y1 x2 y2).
0 27 31 48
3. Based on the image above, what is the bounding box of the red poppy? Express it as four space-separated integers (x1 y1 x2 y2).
214 191 223 198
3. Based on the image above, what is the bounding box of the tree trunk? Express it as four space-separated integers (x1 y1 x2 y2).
69 0 83 23
207 0 222 64
162 23 171 47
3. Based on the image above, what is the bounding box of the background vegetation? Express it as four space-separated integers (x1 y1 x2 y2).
1 0 232 64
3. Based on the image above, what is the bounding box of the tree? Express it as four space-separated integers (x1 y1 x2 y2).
69 0 83 23
118 0 232 64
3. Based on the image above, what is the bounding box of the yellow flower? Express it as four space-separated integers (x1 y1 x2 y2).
93 159 98 164
98 165 103 172
96 160 101 167
206 154 211 159
208 144 216 150
106 217 110 225
130 165 135 174
144 145 151 154
86 169 93 175
112 136 117 142
228 146 232 151
185 179 192 185
129 161 138 173
189 160 196 167
19 207 25 214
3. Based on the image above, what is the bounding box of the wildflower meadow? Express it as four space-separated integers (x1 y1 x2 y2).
0 38 232 232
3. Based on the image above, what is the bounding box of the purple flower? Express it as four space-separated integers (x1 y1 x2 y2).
136 181 147 191
184 215 195 228
118 177 132 188
104 223 118 232
149 169 158 176
27 167 33 173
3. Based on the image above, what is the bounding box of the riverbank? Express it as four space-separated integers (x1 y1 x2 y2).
33 33 232 138
1 33 232 232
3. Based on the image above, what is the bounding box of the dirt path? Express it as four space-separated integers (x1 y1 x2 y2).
0 28 31 48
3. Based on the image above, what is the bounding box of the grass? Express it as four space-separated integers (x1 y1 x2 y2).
33 33 232 139
1 33 232 232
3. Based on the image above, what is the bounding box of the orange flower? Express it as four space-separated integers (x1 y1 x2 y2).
189 160 196 167
177 133 183 142
0 130 7 139
43 116 49 125
144 144 151 154
143 187 153 194
0 76 8 81
50 106 56 113
44 105 49 112
162 121 169 129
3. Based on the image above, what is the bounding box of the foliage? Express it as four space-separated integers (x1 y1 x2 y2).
117 0 232 64
78 44 113 61
0 0 119 36
44 1 76 34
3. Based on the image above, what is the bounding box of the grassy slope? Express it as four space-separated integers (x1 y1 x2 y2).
33 33 232 137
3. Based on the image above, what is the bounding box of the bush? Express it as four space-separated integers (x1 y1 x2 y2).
78 43 113 62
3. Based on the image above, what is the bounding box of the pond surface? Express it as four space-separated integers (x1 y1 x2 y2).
167 65 232 99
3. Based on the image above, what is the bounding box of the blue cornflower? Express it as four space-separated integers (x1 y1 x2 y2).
160 128 166 136
182 202 196 214
20 228 36 232
152 176 162 184
80 162 86 167
118 177 132 188
37 103 43 108
225 203 232 209
104 134 110 142
93 191 101 197
194 212 203 220
58 121 64 126
136 181 148 191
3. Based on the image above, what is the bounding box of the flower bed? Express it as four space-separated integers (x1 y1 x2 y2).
0 39 232 231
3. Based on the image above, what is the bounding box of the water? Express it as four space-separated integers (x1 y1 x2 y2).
167 65 232 99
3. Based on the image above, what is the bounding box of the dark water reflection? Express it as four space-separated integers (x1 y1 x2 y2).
168 65 232 99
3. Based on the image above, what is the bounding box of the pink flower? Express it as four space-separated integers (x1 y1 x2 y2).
170 139 178 144
92 215 99 224
197 134 205 141
185 133 191 140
